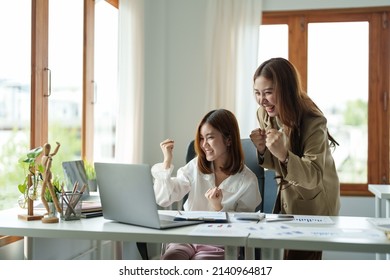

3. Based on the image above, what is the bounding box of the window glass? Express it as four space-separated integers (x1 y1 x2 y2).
94 1 118 162
258 24 288 64
308 22 368 183
0 1 31 210
48 0 83 181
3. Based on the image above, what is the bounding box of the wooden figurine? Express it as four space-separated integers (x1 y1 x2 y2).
40 142 62 223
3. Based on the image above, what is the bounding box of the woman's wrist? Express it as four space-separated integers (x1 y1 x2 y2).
163 160 171 169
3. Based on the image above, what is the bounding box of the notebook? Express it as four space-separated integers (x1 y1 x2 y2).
94 162 202 229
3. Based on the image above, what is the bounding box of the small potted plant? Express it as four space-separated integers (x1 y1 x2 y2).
84 160 97 192
16 146 46 220
43 175 63 217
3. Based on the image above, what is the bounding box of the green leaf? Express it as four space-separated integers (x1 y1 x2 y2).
26 146 43 159
18 183 27 194
37 164 45 173
84 160 96 180
23 158 34 164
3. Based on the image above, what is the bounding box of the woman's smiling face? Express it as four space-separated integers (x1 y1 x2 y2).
253 76 278 117
199 123 228 165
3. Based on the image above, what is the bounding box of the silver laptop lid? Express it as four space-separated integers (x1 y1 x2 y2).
95 162 161 229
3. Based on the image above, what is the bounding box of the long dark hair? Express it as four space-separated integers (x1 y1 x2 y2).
253 57 338 156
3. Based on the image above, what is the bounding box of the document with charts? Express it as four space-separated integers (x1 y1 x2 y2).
289 215 334 224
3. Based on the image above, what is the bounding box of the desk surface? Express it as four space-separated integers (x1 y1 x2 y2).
368 184 390 199
247 215 390 256
0 208 248 247
0 208 249 260
2 208 390 260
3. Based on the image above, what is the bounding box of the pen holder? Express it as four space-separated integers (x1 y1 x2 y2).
60 191 82 220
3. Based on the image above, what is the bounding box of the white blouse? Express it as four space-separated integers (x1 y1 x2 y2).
151 157 261 212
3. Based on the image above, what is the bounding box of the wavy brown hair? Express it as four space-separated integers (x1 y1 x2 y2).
253 57 338 157
194 109 244 175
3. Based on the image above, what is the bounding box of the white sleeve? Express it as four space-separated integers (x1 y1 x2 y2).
151 162 192 208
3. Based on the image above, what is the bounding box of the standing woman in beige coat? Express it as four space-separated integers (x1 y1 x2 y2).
250 57 340 260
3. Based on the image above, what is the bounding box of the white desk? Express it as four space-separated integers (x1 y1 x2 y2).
368 184 390 260
368 184 390 218
0 208 246 260
3 209 390 260
246 215 390 260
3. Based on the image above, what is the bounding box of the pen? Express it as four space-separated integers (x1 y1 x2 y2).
196 217 216 222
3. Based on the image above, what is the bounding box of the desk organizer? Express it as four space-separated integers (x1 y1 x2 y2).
60 191 82 220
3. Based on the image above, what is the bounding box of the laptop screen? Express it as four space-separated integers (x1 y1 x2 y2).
62 160 90 197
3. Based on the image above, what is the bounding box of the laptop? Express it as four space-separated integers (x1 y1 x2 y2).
62 160 89 193
62 160 94 201
94 162 202 229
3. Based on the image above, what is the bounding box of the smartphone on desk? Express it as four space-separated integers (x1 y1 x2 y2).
265 214 294 222
233 212 265 221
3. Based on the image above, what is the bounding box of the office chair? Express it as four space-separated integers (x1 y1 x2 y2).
240 138 265 212
136 242 149 260
263 169 278 213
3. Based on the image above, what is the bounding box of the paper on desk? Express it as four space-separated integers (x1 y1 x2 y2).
289 215 334 224
367 218 390 239
247 223 385 239
367 218 390 228
264 214 334 224
189 223 249 236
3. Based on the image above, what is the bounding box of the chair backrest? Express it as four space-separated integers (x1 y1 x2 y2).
185 140 196 164
240 139 265 212
263 169 278 213
184 139 266 212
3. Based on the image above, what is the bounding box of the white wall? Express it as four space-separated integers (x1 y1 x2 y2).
142 0 390 171
0 239 23 260
143 0 208 170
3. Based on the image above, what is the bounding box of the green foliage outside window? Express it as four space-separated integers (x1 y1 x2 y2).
0 123 81 210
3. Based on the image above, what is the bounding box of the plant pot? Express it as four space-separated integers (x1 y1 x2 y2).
47 202 57 217
88 179 98 192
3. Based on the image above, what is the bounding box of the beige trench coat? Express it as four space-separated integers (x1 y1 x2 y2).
257 108 340 216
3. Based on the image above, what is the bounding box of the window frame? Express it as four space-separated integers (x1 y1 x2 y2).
261 7 390 196
30 0 96 159
1 0 99 249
